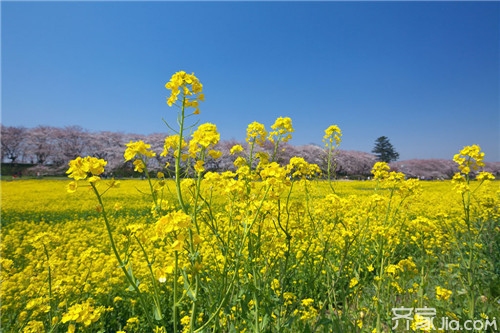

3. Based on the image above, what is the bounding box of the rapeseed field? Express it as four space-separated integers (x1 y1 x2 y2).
1 71 498 332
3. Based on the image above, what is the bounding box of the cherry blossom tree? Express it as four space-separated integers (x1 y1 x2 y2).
1 125 27 163
335 150 377 178
25 126 59 165
52 126 91 166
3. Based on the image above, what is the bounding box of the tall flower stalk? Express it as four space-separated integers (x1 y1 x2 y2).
451 145 495 322
323 125 342 192
164 71 204 211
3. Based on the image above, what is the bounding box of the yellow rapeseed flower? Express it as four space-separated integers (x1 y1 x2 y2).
155 210 192 238
191 123 220 149
246 121 267 146
66 156 107 181
124 140 156 161
230 144 244 155
161 134 187 157
435 286 452 301
371 161 390 180
323 124 342 147
453 144 485 174
194 160 205 173
268 117 294 143
165 71 204 113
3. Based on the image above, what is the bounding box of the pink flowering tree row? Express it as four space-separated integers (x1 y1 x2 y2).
2 124 499 179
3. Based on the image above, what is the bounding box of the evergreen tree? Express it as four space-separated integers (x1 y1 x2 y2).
372 136 399 162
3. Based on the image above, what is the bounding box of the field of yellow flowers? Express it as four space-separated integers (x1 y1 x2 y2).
1 71 499 333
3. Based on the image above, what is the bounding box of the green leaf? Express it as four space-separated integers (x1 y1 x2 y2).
153 305 163 321
182 270 197 301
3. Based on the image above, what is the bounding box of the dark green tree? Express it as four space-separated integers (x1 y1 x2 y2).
372 136 399 162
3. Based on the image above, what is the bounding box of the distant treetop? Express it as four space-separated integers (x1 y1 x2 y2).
372 136 399 163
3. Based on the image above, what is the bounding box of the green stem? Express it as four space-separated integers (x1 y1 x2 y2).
248 140 256 171
326 143 337 193
134 235 164 323
188 154 206 331
189 273 200 333
173 251 179 333
90 183 154 328
271 137 281 163
253 291 260 333
42 244 53 326
143 160 159 210
375 252 385 333
175 97 188 213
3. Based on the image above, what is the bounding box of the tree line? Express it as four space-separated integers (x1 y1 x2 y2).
2 124 498 179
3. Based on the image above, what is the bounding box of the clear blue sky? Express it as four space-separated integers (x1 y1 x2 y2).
2 1 499 161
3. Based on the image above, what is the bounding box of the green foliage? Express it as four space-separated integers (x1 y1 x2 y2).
372 136 399 163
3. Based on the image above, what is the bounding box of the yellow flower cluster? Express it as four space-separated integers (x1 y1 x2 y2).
435 286 453 301
66 156 107 181
268 116 294 143
124 140 157 173
371 161 417 196
165 71 204 113
188 123 221 163
156 210 191 238
371 161 391 180
161 134 187 157
452 144 495 193
323 124 342 147
66 156 108 192
230 144 244 155
293 298 318 322
246 121 267 146
191 123 220 149
61 299 106 328
124 140 156 161
286 156 321 179
453 144 486 175
259 162 288 186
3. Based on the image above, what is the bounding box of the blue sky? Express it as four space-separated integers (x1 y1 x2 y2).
2 1 499 161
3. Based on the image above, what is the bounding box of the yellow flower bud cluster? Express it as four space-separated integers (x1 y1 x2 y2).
270 278 281 296
371 162 406 184
371 161 422 197
155 210 192 238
